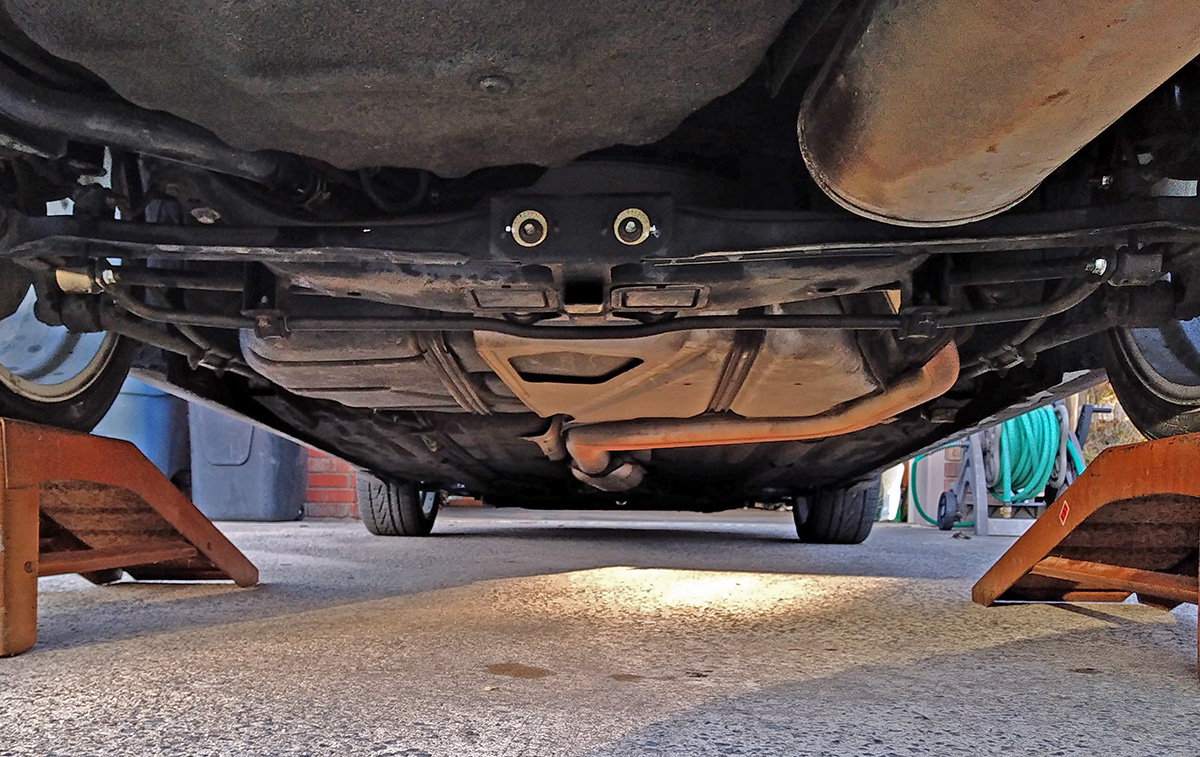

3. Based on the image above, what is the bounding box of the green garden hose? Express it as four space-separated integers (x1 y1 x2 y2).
991 404 1085 503
907 404 1087 527
907 446 972 527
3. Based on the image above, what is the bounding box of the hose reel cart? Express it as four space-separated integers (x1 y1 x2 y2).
927 400 1108 536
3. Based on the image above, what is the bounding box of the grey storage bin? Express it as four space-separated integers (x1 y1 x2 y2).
189 403 305 521
93 377 191 487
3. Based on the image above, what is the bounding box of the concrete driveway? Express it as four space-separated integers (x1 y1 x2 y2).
1 508 1196 756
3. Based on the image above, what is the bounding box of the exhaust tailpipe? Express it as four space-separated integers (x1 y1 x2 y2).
565 343 959 480
799 1 1200 227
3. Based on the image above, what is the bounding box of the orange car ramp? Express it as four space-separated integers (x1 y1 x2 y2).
974 432 1200 673
1 418 257 657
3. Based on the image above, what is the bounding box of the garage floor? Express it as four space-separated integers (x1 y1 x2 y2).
1 508 1197 756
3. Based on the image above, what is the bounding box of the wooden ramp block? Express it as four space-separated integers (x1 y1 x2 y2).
0 418 257 657
0 486 38 658
972 432 1200 675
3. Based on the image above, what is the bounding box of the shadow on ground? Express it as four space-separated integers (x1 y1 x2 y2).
576 620 1199 757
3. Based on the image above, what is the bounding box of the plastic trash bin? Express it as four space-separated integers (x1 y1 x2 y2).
93 377 190 486
189 403 305 521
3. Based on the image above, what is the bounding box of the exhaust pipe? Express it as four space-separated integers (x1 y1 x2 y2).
799 1 1200 227
565 343 959 480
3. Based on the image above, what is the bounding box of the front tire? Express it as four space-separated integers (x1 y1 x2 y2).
794 475 881 544
357 472 439 536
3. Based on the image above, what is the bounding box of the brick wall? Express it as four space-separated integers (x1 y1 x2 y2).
305 448 360 519
943 445 963 489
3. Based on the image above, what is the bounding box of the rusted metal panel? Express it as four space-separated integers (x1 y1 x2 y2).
800 0 1200 226
476 300 881 427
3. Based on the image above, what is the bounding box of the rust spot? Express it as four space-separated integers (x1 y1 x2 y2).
485 663 555 679
1042 89 1070 105
610 673 645 682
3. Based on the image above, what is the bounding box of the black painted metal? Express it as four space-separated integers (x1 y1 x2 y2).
100 277 1118 341
0 61 285 184
7 198 1200 267
2 0 804 174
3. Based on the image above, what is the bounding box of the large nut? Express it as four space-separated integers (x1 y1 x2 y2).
511 210 549 247
613 208 651 246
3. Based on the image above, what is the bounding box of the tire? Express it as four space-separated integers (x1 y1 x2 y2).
936 490 959 531
794 475 881 544
0 285 133 431
357 472 439 536
1104 323 1200 438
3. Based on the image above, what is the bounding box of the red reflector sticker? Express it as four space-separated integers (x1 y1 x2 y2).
1058 501 1070 526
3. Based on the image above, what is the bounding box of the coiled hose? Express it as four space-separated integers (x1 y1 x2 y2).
907 403 1086 526
986 404 1085 503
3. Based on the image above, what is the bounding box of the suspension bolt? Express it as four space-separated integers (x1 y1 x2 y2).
613 208 651 246
1086 257 1109 276
477 74 513 95
190 207 221 224
510 210 548 247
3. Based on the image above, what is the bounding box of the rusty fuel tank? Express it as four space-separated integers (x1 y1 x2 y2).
798 1 1200 227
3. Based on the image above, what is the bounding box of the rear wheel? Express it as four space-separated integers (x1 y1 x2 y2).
0 286 131 431
1104 321 1200 438
357 472 440 536
794 475 881 544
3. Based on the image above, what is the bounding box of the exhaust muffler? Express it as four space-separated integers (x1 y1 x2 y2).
799 1 1200 227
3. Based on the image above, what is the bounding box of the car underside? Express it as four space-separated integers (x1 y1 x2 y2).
2 1 1200 532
